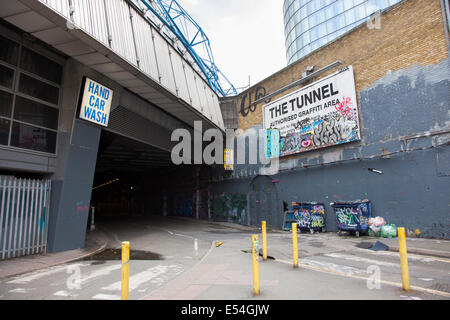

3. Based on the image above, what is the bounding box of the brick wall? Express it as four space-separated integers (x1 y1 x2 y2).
237 0 448 132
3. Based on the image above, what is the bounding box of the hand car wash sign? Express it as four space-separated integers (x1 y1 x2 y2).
79 78 113 127
263 66 361 157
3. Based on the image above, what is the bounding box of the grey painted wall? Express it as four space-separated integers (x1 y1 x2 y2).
212 60 450 238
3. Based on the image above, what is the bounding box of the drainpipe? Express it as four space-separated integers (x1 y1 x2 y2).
440 0 450 53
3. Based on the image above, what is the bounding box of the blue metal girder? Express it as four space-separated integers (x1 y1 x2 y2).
139 0 237 97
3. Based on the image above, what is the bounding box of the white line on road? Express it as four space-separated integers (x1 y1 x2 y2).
6 263 90 284
92 294 121 300
101 265 183 292
53 290 79 297
79 264 122 286
324 253 399 268
8 288 32 294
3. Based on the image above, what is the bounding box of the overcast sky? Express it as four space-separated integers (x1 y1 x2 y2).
180 0 287 92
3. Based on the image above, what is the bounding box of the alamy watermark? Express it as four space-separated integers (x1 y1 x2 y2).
170 121 280 175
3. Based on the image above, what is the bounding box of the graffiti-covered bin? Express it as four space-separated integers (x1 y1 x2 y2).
286 202 326 233
331 200 372 237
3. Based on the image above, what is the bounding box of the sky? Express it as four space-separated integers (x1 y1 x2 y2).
180 0 287 92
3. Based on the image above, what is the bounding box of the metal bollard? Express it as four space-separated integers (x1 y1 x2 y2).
252 235 260 295
292 223 299 268
397 228 410 291
262 221 267 261
121 241 130 300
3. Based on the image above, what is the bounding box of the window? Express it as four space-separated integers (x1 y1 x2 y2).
0 118 9 145
0 90 13 118
14 96 59 130
20 47 62 84
0 64 14 89
18 74 59 105
0 34 62 154
11 122 57 154
0 35 19 66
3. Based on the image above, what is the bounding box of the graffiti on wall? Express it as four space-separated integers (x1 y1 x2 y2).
263 66 361 157
175 193 195 217
292 203 325 230
214 193 247 223
240 86 271 117
280 111 359 156
335 207 359 228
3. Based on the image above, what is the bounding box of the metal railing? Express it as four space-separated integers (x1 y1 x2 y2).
0 176 51 260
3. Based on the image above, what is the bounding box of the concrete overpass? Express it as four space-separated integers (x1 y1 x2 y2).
0 0 227 254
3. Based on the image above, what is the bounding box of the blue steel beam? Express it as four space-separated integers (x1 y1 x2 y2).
139 0 237 97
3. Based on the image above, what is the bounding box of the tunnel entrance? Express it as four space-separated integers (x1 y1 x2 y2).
90 130 211 225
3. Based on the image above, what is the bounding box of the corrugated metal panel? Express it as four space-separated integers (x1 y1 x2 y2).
71 0 109 46
131 7 159 82
212 94 225 129
39 0 70 18
197 81 210 119
183 60 201 111
205 89 216 122
152 31 177 94
105 0 137 66
170 51 191 105
33 0 224 130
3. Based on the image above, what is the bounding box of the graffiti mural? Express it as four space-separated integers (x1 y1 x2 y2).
335 207 360 228
263 66 361 157
213 193 247 223
292 202 326 231
280 111 359 156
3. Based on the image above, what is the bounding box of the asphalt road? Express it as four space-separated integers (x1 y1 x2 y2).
0 216 449 300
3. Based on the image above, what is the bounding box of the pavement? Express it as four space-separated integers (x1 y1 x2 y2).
0 228 108 280
0 216 449 300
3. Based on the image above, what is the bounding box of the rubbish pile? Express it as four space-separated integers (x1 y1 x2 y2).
368 216 397 238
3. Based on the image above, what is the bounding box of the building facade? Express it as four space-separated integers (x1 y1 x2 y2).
216 0 450 238
0 0 224 258
284 0 402 64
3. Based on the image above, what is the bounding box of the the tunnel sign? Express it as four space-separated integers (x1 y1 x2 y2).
79 78 114 127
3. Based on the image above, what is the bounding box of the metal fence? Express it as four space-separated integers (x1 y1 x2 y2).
0 176 51 260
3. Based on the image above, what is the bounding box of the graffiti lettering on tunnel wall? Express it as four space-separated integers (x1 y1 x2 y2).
263 66 361 157
240 86 271 117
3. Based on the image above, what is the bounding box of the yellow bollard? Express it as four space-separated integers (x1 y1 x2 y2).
121 241 130 300
262 221 267 261
398 228 410 291
252 235 260 295
292 223 298 268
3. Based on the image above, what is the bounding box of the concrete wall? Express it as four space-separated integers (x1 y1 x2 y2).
211 0 450 238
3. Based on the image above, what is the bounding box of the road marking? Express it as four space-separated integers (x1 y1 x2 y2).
92 293 121 300
275 258 450 298
79 264 122 286
301 258 367 275
140 240 217 300
7 263 89 284
325 253 399 268
53 290 78 297
360 249 450 263
102 265 183 291
8 288 31 294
